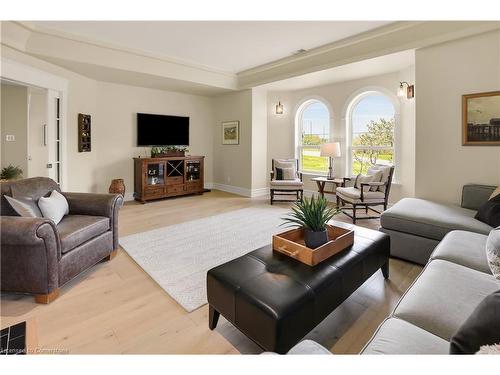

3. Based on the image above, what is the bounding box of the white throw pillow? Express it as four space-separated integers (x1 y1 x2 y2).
355 174 376 190
282 167 296 180
366 169 383 191
38 190 69 225
486 227 500 280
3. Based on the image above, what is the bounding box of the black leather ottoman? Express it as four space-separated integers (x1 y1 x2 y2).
206 222 390 354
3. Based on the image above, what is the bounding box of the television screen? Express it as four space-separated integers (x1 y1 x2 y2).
137 113 189 146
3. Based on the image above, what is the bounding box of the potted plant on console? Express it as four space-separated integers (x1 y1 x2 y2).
281 195 340 248
151 146 189 158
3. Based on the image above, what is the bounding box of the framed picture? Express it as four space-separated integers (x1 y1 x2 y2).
222 121 240 145
462 91 500 146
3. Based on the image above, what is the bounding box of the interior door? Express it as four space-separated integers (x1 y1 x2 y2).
27 87 49 178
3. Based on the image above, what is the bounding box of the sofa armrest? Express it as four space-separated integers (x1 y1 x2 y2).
0 216 60 294
62 192 123 250
461 184 496 210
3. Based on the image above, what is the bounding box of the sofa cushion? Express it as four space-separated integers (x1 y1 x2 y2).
450 290 500 354
270 179 304 190
336 187 385 202
286 340 332 355
430 230 491 274
4 195 42 218
362 318 449 354
381 198 493 241
393 259 499 341
57 215 110 254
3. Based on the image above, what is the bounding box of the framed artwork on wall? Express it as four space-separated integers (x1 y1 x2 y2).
462 91 500 146
222 121 240 145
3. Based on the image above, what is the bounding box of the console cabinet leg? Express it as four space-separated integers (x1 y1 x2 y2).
209 305 220 330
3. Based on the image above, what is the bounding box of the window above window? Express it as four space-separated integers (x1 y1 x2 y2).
296 100 330 173
349 93 395 176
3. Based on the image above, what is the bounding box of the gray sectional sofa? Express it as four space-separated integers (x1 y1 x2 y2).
380 184 495 265
280 184 499 355
286 228 498 355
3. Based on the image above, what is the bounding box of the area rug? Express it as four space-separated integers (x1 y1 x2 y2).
119 206 290 312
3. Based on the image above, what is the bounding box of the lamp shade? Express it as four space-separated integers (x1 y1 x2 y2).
320 142 341 157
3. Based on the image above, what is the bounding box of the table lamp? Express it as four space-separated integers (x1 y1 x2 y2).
320 142 341 180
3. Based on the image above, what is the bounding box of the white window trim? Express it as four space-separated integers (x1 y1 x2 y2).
294 96 333 175
343 87 401 181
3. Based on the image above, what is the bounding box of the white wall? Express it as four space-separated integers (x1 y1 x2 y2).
415 30 500 204
213 90 253 191
267 70 416 202
2 46 216 197
251 88 268 192
27 87 48 178
94 81 215 197
1 84 28 175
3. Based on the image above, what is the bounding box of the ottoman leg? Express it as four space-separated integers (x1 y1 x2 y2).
209 305 220 330
381 261 390 279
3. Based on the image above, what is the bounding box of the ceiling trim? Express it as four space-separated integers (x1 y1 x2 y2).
237 21 500 88
16 21 236 77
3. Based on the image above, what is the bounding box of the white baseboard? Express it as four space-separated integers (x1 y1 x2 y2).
212 183 270 198
212 183 253 197
124 192 135 202
204 182 214 189
250 187 270 197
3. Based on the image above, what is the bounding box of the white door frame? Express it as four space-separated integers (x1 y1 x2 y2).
1 58 69 190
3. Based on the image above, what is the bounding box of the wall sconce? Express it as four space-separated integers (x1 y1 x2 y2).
275 101 284 115
398 82 415 99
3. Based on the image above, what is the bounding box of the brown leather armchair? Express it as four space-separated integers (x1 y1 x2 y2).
1 177 123 303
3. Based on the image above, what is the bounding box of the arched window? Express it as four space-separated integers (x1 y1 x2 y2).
295 99 331 173
347 92 395 176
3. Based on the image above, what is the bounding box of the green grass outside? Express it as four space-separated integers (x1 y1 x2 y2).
301 147 393 175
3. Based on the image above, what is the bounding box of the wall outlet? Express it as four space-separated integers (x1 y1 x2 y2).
5 135 15 142
226 176 231 183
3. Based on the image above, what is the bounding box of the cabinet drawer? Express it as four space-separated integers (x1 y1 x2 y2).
167 185 185 194
167 176 184 185
144 185 165 197
186 182 202 192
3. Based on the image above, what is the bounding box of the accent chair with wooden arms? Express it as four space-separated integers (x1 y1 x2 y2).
336 164 394 223
270 159 304 205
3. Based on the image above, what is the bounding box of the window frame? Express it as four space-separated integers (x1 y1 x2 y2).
345 89 400 180
294 97 332 175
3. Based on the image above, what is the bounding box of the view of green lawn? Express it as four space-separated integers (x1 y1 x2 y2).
301 147 393 175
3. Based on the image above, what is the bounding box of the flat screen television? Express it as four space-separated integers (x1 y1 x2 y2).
137 113 189 146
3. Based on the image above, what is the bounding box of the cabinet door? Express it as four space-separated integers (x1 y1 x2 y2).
145 161 165 186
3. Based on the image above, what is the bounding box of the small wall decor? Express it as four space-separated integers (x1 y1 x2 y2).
78 113 91 152
462 91 500 146
222 121 240 145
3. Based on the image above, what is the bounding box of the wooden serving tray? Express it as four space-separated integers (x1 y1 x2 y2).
272 224 354 266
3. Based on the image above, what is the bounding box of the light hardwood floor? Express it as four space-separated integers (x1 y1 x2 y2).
0 190 422 354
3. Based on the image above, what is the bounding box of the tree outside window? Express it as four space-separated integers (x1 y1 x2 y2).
350 94 395 175
297 100 330 173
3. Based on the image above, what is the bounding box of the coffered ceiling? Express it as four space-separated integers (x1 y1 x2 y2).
29 21 393 73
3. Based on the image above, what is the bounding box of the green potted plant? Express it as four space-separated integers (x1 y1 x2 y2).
281 195 340 248
0 165 23 181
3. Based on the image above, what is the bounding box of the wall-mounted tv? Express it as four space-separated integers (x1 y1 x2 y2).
137 113 189 146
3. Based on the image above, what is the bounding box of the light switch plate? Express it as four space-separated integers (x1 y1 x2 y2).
5 135 15 142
